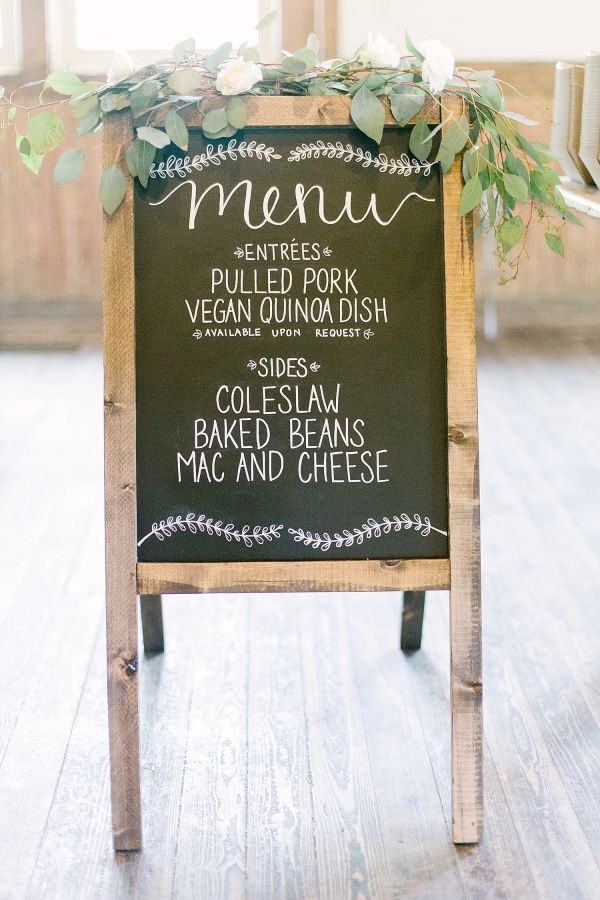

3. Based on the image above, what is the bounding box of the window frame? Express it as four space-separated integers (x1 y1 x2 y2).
46 0 281 75
0 0 23 75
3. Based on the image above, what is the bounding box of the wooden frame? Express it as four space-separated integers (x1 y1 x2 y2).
103 95 482 850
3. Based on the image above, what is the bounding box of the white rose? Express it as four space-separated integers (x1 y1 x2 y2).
418 39 454 93
215 57 262 95
358 33 400 69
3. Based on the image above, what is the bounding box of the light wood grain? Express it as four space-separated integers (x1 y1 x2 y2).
137 558 450 595
442 99 483 844
103 110 142 850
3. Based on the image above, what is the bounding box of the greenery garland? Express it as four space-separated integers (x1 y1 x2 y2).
1 16 581 280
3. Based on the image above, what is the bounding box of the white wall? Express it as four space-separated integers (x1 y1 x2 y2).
338 1 600 61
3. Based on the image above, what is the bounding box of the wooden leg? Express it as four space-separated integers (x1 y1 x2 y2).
400 591 426 652
105 573 142 851
140 594 165 655
104 110 142 852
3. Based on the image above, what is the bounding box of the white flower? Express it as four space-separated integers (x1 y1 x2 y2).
215 57 262 95
418 39 454 93
358 33 400 69
106 50 136 84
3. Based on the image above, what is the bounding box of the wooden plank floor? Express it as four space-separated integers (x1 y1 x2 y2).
1 332 600 899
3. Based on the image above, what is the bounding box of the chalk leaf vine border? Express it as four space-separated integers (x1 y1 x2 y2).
287 140 433 176
149 139 281 179
2 14 581 279
137 511 447 551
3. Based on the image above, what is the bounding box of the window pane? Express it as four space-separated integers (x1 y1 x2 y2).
75 0 257 51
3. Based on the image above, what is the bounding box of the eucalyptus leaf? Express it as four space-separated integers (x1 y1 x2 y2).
8 106 16 120
17 132 44 173
100 92 130 112
125 142 138 177
350 84 384 144
293 47 317 68
165 108 189 150
307 32 319 54
504 110 537 127
173 37 195 62
502 172 529 201
256 10 279 29
498 215 523 253
440 114 470 155
226 96 247 129
478 77 503 111
137 125 170 149
100 165 127 215
390 89 424 126
281 55 307 76
242 47 260 63
559 208 583 227
76 110 100 136
409 121 432 161
167 68 203 94
53 148 85 184
130 82 160 117
486 187 497 227
545 232 564 256
205 42 232 71
405 31 424 63
26 111 64 154
69 94 99 119
459 175 483 216
132 138 156 188
202 106 229 134
436 145 455 174
45 70 82 96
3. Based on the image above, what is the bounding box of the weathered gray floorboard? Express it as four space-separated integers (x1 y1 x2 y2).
1 338 600 898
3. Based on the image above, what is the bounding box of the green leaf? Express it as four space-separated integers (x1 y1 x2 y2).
226 96 247 129
478 78 503 111
202 106 229 135
16 132 44 173
100 91 130 112
349 74 385 97
45 70 82 96
205 42 232 71
436 146 455 174
559 208 583 227
242 46 260 63
137 125 170 148
296 47 317 67
8 106 16 120
498 215 524 253
307 32 319 54
405 31 424 63
76 110 100 136
125 142 137 177
69 94 99 119
440 114 470 155
409 121 432 161
529 169 549 202
53 148 85 184
545 232 564 256
486 187 497 227
389 89 424 126
165 108 189 150
167 68 203 94
502 172 529 202
459 175 483 216
132 138 156 188
350 84 384 144
503 110 537 126
256 10 279 29
26 111 64 154
541 166 560 186
173 38 195 62
281 55 306 75
100 165 127 215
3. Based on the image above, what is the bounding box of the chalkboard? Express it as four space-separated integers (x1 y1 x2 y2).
134 125 449 563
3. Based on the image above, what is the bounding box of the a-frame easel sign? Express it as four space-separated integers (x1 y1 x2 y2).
103 95 482 851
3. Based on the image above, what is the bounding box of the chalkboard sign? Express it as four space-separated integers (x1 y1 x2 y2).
134 125 449 563
102 97 481 851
